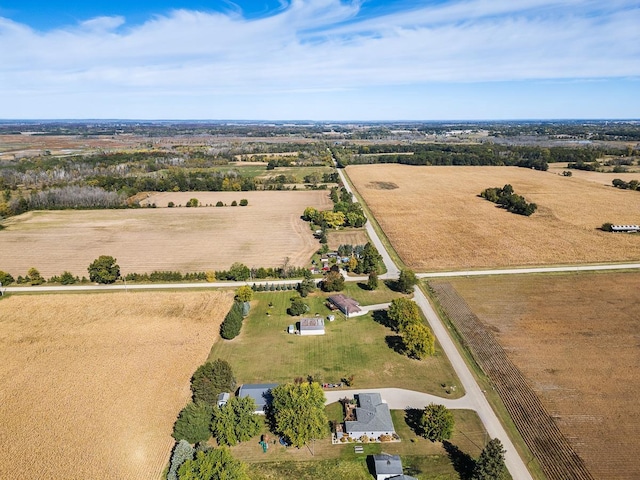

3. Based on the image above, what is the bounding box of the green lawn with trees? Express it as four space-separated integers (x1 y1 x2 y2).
207 290 462 397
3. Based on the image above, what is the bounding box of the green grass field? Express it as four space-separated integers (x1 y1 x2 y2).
237 407 492 479
208 288 462 397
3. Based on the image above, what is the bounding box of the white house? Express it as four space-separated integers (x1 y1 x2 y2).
342 393 396 440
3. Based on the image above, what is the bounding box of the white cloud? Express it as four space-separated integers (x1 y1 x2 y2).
0 0 638 117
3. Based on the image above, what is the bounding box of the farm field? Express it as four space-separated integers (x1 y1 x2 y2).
0 191 331 278
547 162 640 183
346 164 640 271
0 290 233 480
326 228 370 250
207 289 462 398
436 272 640 480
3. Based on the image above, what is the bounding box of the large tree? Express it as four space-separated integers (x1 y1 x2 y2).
321 270 344 292
172 402 213 444
472 438 507 480
191 359 236 405
211 396 261 446
397 268 417 293
178 447 250 480
87 255 120 284
420 403 455 442
387 298 421 332
234 285 253 302
270 382 328 448
402 321 435 359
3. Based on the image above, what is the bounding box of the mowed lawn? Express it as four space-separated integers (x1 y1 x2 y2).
236 407 490 479
208 289 462 397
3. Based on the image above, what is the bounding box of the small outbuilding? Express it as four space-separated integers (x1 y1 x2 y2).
372 453 418 480
299 317 325 336
328 294 362 318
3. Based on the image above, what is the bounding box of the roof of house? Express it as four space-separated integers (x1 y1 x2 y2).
300 317 325 330
328 294 362 315
345 393 395 433
373 453 403 476
387 475 418 480
238 383 278 409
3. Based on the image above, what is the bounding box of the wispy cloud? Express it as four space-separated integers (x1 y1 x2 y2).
0 0 638 116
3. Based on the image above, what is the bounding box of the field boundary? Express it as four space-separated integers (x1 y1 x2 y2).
429 282 594 480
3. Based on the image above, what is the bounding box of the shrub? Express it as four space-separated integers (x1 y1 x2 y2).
239 199 248 206
168 201 175 207
288 297 307 316
216 201 224 207
59 271 77 285
231 200 238 206
28 267 44 285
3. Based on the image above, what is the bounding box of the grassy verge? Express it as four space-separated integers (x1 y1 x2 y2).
421 282 546 480
208 290 461 397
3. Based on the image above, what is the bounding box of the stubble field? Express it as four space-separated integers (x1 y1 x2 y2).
0 290 233 480
347 165 640 271
0 191 331 277
439 272 640 480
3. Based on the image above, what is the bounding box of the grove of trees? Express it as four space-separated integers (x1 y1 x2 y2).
480 184 537 216
210 396 261 446
177 447 250 480
387 298 435 359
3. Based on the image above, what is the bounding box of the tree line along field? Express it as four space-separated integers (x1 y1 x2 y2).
0 191 332 278
0 290 233 480
431 272 640 480
346 165 640 271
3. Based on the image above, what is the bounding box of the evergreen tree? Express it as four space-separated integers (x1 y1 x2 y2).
472 438 507 480
191 358 236 405
172 402 214 444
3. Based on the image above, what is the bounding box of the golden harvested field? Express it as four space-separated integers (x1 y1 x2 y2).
547 162 640 184
441 272 640 480
347 165 640 270
0 191 331 277
0 290 233 480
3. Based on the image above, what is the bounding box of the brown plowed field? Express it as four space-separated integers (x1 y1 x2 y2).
431 272 640 480
0 290 232 480
0 191 331 277
346 165 640 270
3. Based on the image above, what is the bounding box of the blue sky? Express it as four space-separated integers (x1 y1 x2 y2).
0 0 638 120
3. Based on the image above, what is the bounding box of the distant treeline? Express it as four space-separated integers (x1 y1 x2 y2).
332 144 608 170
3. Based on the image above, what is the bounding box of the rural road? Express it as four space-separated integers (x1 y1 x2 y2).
417 262 640 278
332 155 400 278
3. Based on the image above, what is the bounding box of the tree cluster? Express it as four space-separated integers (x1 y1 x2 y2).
220 302 245 339
88 255 120 284
480 184 537 216
269 381 329 448
288 296 309 316
320 269 345 292
387 298 435 359
124 271 208 282
177 447 250 480
612 178 640 191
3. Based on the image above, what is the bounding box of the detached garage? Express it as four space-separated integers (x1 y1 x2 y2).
299 317 325 336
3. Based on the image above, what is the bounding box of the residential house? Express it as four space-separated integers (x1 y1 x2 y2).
342 393 396 440
328 294 362 318
238 383 278 414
